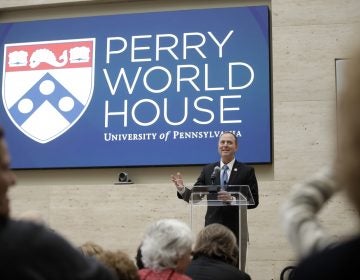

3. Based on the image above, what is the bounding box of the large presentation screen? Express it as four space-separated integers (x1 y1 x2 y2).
0 6 271 169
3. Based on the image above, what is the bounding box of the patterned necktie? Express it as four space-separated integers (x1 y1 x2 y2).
221 165 229 189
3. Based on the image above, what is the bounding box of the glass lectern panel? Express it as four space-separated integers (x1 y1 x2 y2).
190 185 255 206
187 185 253 271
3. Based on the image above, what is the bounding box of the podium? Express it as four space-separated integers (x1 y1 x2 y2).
189 185 255 270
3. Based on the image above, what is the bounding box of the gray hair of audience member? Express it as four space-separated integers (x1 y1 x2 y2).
140 219 193 271
192 223 239 267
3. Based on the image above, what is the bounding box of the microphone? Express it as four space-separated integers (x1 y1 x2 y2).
211 166 221 185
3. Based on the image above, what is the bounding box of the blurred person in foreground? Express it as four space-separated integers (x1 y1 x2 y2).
186 223 251 280
281 164 340 259
0 127 115 280
292 44 360 279
138 219 193 280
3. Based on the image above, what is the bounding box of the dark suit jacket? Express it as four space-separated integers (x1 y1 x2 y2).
0 217 115 280
293 235 360 280
185 255 251 280
177 160 259 241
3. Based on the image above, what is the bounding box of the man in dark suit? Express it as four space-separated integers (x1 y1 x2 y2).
171 132 259 271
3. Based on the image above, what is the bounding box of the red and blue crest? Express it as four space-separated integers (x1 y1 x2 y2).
2 38 95 143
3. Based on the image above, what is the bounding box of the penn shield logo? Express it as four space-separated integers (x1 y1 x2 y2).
2 39 95 143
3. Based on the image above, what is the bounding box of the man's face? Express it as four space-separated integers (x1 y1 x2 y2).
0 138 16 217
218 133 238 163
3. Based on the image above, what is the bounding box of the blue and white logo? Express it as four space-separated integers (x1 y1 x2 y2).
2 39 95 143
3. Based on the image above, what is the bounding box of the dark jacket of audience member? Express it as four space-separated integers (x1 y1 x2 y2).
0 218 115 280
186 223 251 280
293 237 360 280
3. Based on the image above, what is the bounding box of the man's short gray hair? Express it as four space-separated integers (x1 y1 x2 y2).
141 219 193 271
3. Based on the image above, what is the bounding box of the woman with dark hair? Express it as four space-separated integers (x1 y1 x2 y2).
185 223 251 280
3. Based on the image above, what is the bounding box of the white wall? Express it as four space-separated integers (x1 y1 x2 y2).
2 0 360 279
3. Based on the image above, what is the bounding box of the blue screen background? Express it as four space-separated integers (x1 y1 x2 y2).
0 6 271 169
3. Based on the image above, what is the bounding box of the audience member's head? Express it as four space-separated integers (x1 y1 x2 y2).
192 223 239 267
140 219 193 273
0 126 16 218
98 250 140 280
337 46 360 214
79 242 139 280
79 241 105 257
